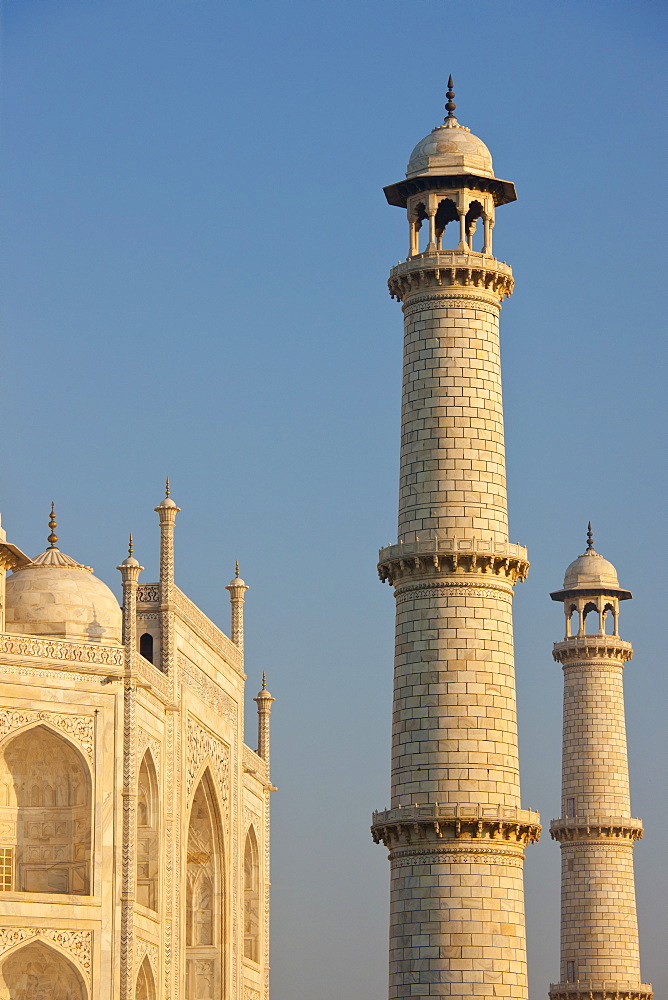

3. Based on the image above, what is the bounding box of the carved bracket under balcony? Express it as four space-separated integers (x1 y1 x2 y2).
388 251 514 303
549 984 653 1000
371 803 540 849
550 816 643 843
553 637 633 664
378 539 528 587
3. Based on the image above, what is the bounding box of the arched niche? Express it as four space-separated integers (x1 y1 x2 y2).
0 939 87 998
185 770 224 1000
136 750 159 911
0 725 91 894
244 826 260 963
136 955 157 1000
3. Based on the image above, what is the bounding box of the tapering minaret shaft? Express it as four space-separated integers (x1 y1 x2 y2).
549 540 651 1000
226 561 249 653
254 673 274 765
373 86 538 1000
154 479 180 675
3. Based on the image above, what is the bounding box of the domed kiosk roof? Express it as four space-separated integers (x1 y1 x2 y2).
550 525 632 602
4 507 122 645
383 78 516 209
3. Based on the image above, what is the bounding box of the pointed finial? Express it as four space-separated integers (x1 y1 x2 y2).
47 502 58 548
586 522 594 552
445 75 457 119
128 532 134 557
235 560 240 578
262 671 267 691
165 477 170 498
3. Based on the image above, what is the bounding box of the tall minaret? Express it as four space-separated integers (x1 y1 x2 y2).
372 81 539 999
549 528 652 999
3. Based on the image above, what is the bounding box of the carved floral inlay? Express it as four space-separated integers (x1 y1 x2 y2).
0 709 95 764
0 928 92 984
0 633 123 667
186 717 229 822
179 655 236 724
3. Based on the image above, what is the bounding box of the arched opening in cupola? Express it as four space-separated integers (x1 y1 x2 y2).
434 197 459 250
465 200 485 251
566 606 580 637
603 602 617 636
583 601 601 635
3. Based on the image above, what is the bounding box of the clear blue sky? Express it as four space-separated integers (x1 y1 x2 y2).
1 1 666 996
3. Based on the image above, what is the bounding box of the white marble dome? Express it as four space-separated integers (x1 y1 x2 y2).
563 549 620 591
406 120 494 180
5 546 122 645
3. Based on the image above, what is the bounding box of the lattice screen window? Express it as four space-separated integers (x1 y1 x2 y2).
0 847 14 891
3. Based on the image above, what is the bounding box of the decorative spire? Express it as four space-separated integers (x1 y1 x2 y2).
47 503 58 549
165 477 170 498
262 671 267 691
128 532 134 557
235 560 240 579
586 521 594 552
444 75 457 120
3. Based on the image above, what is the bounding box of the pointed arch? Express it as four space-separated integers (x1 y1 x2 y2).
136 955 157 1000
137 749 159 911
0 724 91 894
244 825 260 963
0 938 87 998
185 768 225 999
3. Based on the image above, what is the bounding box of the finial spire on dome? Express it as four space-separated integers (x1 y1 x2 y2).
262 671 267 691
586 522 594 552
165 477 170 498
128 532 134 557
444 75 457 121
235 560 240 579
47 503 58 549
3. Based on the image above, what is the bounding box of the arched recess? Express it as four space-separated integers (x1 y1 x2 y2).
0 939 87 998
244 826 260 963
0 724 91 894
185 769 225 1000
136 955 157 1000
583 600 600 635
136 750 159 910
434 197 459 250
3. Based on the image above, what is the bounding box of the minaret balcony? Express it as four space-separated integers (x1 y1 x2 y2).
549 982 653 1000
378 536 528 587
550 815 644 842
553 636 633 664
371 802 540 849
388 249 513 301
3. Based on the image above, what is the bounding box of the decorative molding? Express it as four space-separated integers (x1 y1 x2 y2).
135 938 159 978
186 717 230 822
0 927 92 984
395 582 512 603
243 745 268 783
0 633 123 667
0 709 95 765
179 654 237 725
389 847 525 868
402 293 500 318
244 987 261 1000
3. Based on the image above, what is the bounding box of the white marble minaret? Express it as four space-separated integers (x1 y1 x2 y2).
371 81 539 999
549 528 652 1000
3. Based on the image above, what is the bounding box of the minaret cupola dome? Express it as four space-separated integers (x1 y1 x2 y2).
4 505 122 645
406 122 493 180
563 550 620 591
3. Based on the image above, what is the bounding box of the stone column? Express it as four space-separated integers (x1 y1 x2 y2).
254 673 275 765
226 562 249 653
155 479 180 675
549 544 652 1000
117 538 144 1000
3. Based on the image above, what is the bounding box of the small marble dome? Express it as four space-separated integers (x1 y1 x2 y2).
406 120 494 180
562 549 620 592
6 546 122 645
